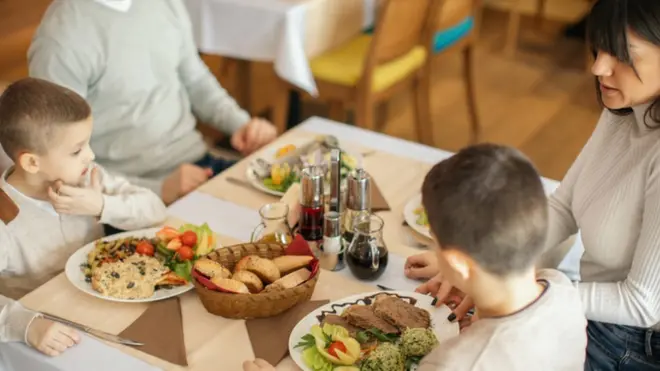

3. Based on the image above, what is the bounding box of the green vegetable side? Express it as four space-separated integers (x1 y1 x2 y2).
295 323 438 371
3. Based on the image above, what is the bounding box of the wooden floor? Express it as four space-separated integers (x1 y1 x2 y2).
0 5 600 182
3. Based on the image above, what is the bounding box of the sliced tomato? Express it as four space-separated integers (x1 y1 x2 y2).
177 245 194 261
180 231 197 247
135 241 155 256
327 341 347 358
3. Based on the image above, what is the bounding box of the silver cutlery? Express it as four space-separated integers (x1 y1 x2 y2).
41 312 143 346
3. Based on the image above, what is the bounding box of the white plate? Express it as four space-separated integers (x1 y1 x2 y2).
64 227 194 303
246 137 360 197
403 194 432 239
288 290 460 370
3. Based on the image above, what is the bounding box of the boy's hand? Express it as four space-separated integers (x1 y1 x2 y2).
243 359 277 371
27 317 81 357
404 251 440 279
416 273 474 321
48 167 104 216
231 118 277 156
161 164 213 205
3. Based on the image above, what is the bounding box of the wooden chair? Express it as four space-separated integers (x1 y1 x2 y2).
303 0 432 135
419 0 481 145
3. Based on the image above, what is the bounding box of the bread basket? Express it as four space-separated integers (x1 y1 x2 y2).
192 242 320 319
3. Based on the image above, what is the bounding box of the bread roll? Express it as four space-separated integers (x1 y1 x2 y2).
271 255 313 275
232 270 264 293
194 258 232 279
235 255 281 283
264 268 311 292
210 277 250 294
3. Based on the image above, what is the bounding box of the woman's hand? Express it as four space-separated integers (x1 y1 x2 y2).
26 317 81 357
404 251 440 279
231 118 277 156
415 273 475 322
243 359 276 371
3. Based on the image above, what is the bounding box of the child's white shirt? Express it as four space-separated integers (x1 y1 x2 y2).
418 269 588 371
0 165 166 343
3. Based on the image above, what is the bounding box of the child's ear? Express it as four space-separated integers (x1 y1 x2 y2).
17 152 40 174
442 249 471 280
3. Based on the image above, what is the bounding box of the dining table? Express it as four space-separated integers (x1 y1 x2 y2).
0 117 583 371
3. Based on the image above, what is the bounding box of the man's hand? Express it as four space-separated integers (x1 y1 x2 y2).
243 359 277 371
27 317 81 357
161 164 212 205
231 118 277 156
48 167 104 216
404 251 440 280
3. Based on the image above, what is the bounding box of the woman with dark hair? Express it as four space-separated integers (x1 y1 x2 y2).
405 0 660 369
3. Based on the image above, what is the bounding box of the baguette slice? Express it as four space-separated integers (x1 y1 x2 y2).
271 255 314 275
264 267 311 292
194 258 232 279
235 256 281 283
232 270 264 293
210 277 250 294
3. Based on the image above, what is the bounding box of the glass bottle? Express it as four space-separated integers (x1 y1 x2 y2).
250 202 293 245
299 166 324 242
341 168 372 258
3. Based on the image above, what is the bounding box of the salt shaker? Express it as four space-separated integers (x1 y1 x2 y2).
319 211 342 271
299 166 324 242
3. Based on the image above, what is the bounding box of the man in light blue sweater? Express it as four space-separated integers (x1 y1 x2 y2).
28 0 277 204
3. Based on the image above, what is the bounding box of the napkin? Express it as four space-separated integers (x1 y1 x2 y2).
245 300 330 365
371 179 390 212
119 297 188 366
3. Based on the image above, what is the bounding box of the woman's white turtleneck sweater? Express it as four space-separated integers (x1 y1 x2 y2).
546 103 660 329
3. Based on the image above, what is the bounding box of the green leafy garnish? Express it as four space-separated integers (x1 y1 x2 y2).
171 260 193 282
355 331 371 344
295 334 316 349
365 328 400 343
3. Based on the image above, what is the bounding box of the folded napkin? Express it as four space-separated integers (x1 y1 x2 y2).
371 179 390 212
245 300 330 365
119 297 188 366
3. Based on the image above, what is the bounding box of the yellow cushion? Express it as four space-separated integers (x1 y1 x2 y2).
310 35 427 93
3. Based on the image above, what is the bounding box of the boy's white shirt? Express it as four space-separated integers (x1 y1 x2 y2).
418 269 588 371
0 164 166 344
93 0 132 12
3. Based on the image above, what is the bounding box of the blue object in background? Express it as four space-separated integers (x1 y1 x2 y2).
362 16 474 53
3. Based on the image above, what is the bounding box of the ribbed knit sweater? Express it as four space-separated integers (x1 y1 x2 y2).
545 103 660 329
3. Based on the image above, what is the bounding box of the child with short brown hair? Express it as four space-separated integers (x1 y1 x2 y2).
0 78 166 356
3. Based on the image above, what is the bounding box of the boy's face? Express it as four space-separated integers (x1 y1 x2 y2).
20 117 95 186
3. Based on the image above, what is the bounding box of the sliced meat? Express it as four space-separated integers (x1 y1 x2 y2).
343 305 399 334
322 314 362 336
372 296 431 330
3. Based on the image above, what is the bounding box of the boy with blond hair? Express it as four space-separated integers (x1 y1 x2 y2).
243 144 587 371
0 78 167 356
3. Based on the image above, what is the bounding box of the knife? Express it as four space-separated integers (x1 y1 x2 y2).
41 313 143 346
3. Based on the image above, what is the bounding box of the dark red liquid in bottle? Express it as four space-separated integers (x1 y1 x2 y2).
300 205 324 241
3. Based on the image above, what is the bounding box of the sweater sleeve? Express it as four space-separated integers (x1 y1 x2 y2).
170 0 251 135
0 226 39 343
96 166 168 231
27 36 92 99
577 151 660 328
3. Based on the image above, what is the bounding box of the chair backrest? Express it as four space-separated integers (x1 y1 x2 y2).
432 0 478 31
368 0 432 65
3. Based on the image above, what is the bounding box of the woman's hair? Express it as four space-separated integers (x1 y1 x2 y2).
586 0 660 126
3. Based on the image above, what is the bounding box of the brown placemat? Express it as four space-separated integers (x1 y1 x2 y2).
371 179 390 212
119 297 187 366
245 300 329 365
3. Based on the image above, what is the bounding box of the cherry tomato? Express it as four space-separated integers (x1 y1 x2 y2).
177 245 194 261
135 241 155 256
180 231 197 247
327 341 347 358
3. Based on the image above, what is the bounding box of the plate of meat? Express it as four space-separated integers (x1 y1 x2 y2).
288 291 459 371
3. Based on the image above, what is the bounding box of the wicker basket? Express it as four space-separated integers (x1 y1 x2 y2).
192 242 320 319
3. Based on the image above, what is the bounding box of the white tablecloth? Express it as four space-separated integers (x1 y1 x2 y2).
183 0 376 95
0 117 582 370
